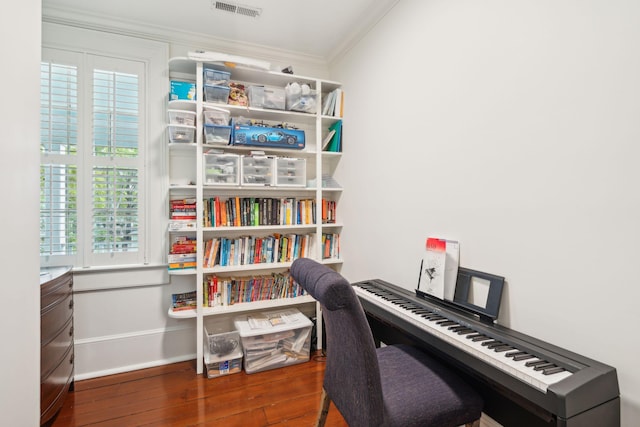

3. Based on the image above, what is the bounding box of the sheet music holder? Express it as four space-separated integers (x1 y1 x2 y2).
417 266 505 324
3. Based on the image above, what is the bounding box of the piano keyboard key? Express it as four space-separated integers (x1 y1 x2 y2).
353 282 573 393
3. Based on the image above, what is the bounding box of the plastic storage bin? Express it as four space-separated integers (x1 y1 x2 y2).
204 325 243 379
203 108 231 126
203 68 231 86
275 157 306 187
168 109 196 126
204 84 231 104
247 85 286 110
241 155 275 186
285 82 317 113
203 152 240 185
234 308 312 374
204 124 232 145
168 124 196 144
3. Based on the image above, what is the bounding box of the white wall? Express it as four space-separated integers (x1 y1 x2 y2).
0 0 42 425
332 1 640 425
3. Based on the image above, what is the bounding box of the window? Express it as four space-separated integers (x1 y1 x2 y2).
40 49 146 267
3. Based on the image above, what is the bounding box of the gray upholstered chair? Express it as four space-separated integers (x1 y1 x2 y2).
291 258 483 427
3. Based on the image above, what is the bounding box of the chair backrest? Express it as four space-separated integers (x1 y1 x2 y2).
291 258 384 427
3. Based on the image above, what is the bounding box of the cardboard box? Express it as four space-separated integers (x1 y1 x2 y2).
170 80 196 101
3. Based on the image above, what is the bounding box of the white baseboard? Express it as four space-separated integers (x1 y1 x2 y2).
73 325 196 380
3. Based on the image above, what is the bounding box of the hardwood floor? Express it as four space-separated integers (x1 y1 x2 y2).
50 352 348 427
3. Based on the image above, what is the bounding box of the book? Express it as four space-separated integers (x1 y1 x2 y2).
171 291 197 311
333 88 343 118
421 238 446 299
326 120 342 152
321 129 336 151
322 90 336 115
443 240 460 301
419 237 459 301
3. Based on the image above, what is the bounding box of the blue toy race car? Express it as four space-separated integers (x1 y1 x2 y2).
252 131 298 145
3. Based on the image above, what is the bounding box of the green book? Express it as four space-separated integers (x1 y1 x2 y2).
327 120 342 152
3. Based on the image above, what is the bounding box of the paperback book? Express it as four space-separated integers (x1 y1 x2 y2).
419 237 459 301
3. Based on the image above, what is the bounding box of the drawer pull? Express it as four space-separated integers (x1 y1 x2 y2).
69 300 74 310
70 354 74 364
69 326 74 337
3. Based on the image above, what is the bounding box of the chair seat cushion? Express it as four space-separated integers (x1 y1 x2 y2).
377 344 483 427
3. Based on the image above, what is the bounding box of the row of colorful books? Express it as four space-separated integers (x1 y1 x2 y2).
203 233 313 268
203 196 317 228
170 198 196 220
168 236 197 270
203 273 306 308
322 233 340 260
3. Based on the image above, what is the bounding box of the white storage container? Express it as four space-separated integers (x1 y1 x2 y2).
203 107 231 126
204 84 230 104
234 308 312 374
168 124 196 144
204 124 232 145
168 109 196 126
275 157 306 187
241 155 275 186
203 152 240 186
247 85 286 110
203 68 231 86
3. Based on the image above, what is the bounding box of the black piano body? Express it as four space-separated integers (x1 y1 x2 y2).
352 278 620 427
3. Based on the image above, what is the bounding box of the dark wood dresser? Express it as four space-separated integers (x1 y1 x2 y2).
40 267 74 426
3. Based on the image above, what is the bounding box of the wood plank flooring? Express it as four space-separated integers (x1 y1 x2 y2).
50 352 348 427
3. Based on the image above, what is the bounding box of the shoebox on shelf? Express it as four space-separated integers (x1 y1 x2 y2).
204 323 243 379
232 123 305 150
234 308 312 374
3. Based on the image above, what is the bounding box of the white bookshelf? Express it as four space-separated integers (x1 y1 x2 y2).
166 56 344 374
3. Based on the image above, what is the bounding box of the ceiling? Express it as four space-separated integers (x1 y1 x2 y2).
42 0 399 62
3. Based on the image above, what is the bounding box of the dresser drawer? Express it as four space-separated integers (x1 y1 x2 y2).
41 273 72 312
41 292 73 344
41 317 73 380
40 345 73 424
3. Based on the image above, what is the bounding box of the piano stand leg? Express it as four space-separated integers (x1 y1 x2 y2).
315 387 331 427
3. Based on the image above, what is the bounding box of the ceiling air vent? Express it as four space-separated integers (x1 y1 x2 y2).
213 1 262 18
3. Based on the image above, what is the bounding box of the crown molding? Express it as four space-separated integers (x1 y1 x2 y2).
42 5 329 77
326 0 400 67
